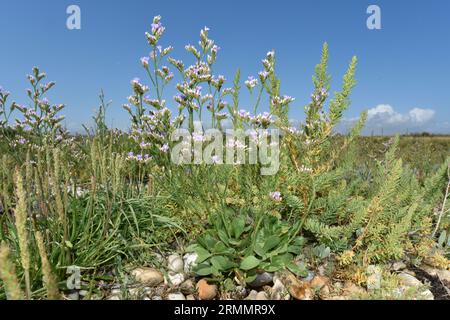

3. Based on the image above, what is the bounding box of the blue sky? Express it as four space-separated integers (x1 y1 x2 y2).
0 0 449 134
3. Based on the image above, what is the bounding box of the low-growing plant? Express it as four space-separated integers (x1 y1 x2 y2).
187 207 307 284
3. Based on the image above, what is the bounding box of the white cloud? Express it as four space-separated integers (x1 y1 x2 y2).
366 104 435 125
367 104 406 124
339 104 443 135
408 108 435 123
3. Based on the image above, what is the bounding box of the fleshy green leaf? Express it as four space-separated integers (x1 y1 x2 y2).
194 263 213 276
240 255 261 271
195 247 212 264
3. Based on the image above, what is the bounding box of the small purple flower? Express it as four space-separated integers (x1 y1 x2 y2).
151 22 162 34
159 144 169 153
127 152 134 157
192 132 204 142
270 191 282 202
245 76 258 90
141 57 149 67
258 71 269 82
288 127 299 134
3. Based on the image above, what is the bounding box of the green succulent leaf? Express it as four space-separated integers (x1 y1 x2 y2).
195 247 212 264
438 231 447 247
240 255 261 271
211 255 235 271
245 271 258 283
194 263 213 276
287 262 308 277
232 216 246 239
263 235 282 253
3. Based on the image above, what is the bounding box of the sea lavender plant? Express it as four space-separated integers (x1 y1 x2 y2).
11 67 68 149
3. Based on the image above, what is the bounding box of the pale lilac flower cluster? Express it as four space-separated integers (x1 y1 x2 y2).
129 106 174 160
131 78 149 95
157 66 174 82
10 67 68 146
0 86 10 103
258 71 270 83
126 151 152 163
144 96 166 109
251 112 274 128
215 111 228 120
167 21 234 127
261 51 275 73
226 138 246 150
211 75 226 89
141 57 150 68
159 143 170 153
287 127 300 134
270 191 282 202
8 137 28 148
272 95 295 106
245 76 258 90
146 15 166 45
236 109 251 121
311 87 328 103
192 132 204 142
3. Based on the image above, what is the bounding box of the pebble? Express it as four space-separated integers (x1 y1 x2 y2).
167 293 186 300
391 261 407 271
421 265 450 283
196 279 218 300
153 253 165 264
183 252 198 273
310 275 329 290
366 265 382 290
128 287 140 297
397 273 423 287
285 273 314 300
246 290 259 300
270 279 290 300
186 294 196 300
397 273 434 300
248 272 273 288
302 271 315 282
66 292 79 300
180 279 195 294
319 284 331 299
131 267 164 286
168 254 184 273
256 291 268 300
143 287 152 295
233 286 247 300
419 290 434 300
79 290 88 297
166 272 185 287
343 281 366 297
